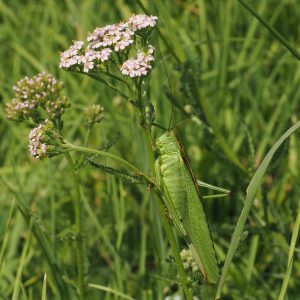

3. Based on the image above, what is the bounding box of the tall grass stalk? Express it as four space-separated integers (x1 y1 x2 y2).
65 153 85 299
216 121 300 299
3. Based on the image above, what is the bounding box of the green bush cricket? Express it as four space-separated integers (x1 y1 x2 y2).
155 130 219 284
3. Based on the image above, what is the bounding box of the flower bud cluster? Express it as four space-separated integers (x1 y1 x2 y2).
28 120 65 159
180 249 199 274
84 104 104 126
5 72 70 122
59 14 158 77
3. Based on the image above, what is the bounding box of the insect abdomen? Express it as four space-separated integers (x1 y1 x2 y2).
159 150 219 284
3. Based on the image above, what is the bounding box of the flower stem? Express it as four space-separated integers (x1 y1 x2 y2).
65 152 85 299
78 125 91 167
136 83 192 299
142 128 192 299
63 142 155 186
64 125 192 297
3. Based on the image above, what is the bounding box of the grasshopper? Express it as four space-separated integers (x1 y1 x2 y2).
155 130 219 284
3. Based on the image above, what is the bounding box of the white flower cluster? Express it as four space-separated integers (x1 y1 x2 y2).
120 45 155 78
87 22 134 52
59 14 158 75
59 41 112 73
28 122 49 159
128 14 158 31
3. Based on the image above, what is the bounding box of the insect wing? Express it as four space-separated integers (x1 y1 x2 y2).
175 132 219 283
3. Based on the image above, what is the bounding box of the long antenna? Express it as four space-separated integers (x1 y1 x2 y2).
171 118 190 130
155 31 174 131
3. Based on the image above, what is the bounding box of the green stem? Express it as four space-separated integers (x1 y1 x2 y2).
104 71 130 88
144 130 192 299
64 133 192 297
78 126 91 167
154 191 193 300
65 153 85 299
71 70 133 102
136 83 192 299
64 142 155 186
86 73 132 101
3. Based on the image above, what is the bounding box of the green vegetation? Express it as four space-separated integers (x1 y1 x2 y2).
0 0 299 299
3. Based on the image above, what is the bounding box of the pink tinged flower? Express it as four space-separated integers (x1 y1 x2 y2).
120 45 155 78
128 14 158 31
87 22 134 51
28 123 48 159
83 61 94 73
73 41 84 50
82 48 111 68
114 32 134 51
59 40 84 69
99 48 112 62
28 120 64 159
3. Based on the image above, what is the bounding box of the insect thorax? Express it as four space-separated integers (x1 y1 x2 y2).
155 131 179 155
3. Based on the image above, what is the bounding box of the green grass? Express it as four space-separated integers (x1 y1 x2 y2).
0 0 300 299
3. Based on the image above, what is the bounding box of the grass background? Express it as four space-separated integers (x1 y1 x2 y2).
0 0 300 299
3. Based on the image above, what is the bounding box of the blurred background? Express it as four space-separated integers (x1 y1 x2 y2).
0 0 300 299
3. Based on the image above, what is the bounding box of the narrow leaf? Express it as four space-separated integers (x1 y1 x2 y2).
278 200 300 300
88 283 136 300
215 120 300 299
42 273 47 300
238 0 300 61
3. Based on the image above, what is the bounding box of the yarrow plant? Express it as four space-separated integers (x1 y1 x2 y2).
4 7 300 300
5 14 160 300
5 13 207 300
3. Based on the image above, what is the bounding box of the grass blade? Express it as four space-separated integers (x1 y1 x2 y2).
88 283 136 300
215 120 300 299
278 200 300 300
238 0 300 61
11 223 32 300
0 198 15 273
42 273 47 300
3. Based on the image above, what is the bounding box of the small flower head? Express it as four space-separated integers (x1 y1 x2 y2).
87 22 134 52
28 120 65 159
127 14 158 32
120 45 155 78
84 104 104 126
